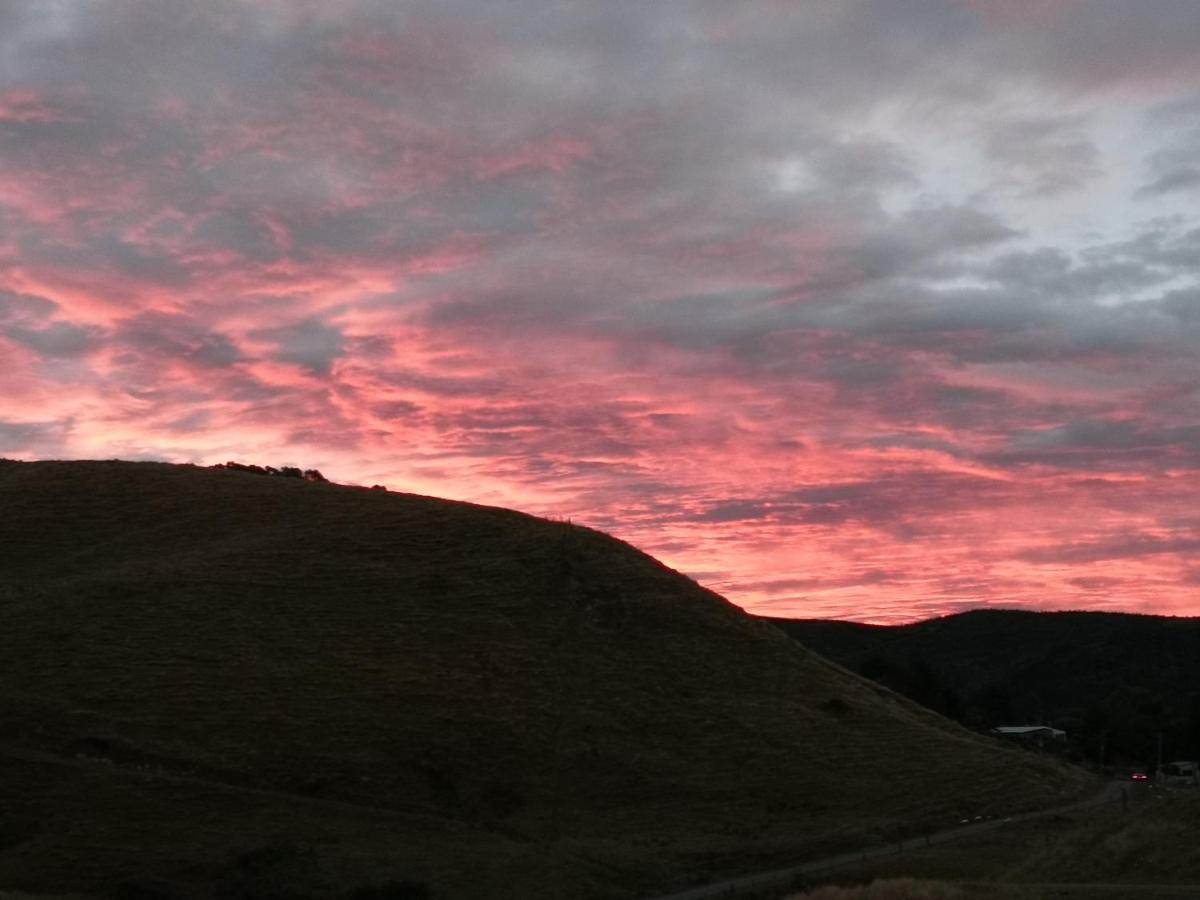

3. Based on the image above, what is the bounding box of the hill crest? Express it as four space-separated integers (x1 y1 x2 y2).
0 460 1092 899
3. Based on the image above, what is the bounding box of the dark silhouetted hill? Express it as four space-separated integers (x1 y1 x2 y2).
0 460 1091 899
766 610 1200 768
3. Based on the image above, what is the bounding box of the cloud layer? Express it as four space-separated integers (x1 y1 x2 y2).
3 1 1200 621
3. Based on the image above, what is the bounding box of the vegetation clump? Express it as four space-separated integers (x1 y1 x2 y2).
214 460 329 482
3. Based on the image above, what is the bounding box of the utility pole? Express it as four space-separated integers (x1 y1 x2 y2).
1157 730 1164 778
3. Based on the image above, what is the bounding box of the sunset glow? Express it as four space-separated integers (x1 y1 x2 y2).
3 2 1200 622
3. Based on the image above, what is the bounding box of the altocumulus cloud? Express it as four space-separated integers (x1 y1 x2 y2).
2 1 1200 620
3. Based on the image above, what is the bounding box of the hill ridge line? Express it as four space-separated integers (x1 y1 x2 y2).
0 460 1096 898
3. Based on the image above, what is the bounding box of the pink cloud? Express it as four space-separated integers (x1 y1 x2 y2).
3 2 1200 623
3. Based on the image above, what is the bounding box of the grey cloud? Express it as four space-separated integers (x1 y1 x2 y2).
820 357 905 387
5 321 102 358
983 115 1101 195
989 419 1200 471
861 431 966 457
805 259 1195 368
0 290 57 323
191 337 242 368
3 0 1200 618
840 205 1021 283
625 288 784 349
1145 94 1200 128
734 569 903 596
691 499 787 525
252 319 345 375
0 0 1077 311
813 286 1042 339
164 410 212 434
433 404 644 462
0 419 69 453
1139 167 1200 197
380 368 506 399
0 291 102 359
369 400 422 421
984 248 1162 301
115 313 242 368
686 472 1008 530
1119 224 1200 271
1011 419 1200 451
0 106 113 162
549 204 1025 355
3 2 1197 142
975 1 1200 92
289 208 404 256
1019 533 1200 564
437 179 546 235
284 426 364 450
1161 287 1200 321
21 232 191 288
190 211 281 263
1140 95 1200 197
1068 576 1125 591
781 133 919 195
817 138 916 188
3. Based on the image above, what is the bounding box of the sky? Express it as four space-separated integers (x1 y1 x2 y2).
2 1 1200 623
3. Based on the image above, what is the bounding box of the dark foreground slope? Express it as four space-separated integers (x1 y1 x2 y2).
0 461 1091 899
767 610 1200 765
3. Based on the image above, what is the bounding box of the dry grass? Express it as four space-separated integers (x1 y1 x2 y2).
782 790 1200 900
1011 788 1200 883
0 460 1094 899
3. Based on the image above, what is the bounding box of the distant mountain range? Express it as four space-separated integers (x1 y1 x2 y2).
0 460 1090 899
765 610 1200 769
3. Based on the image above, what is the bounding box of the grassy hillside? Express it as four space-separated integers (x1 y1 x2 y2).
1011 787 1200 885
766 611 1200 767
0 460 1092 899
789 879 1036 899
790 785 1200 898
